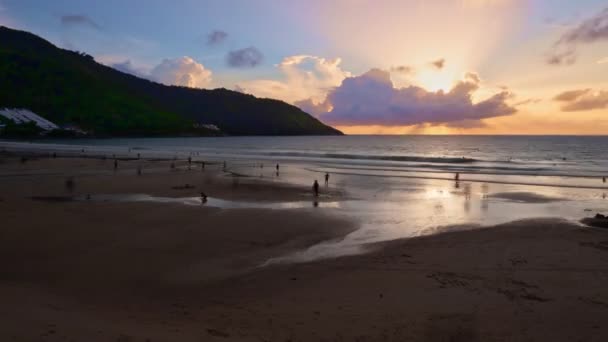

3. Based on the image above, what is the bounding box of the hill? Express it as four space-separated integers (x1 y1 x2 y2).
0 26 342 136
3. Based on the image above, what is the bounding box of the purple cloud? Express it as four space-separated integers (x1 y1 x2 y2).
554 88 608 111
547 7 608 65
303 69 516 127
207 30 228 46
226 46 263 68
60 15 100 30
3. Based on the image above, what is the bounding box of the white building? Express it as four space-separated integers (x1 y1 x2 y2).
0 108 59 131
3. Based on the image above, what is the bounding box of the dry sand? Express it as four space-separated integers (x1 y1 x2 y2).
1 154 608 341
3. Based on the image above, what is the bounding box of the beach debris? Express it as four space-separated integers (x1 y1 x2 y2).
171 184 195 190
581 213 608 228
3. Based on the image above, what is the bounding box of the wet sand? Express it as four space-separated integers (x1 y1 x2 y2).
1 154 608 341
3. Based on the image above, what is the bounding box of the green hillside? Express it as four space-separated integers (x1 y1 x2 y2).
0 26 342 136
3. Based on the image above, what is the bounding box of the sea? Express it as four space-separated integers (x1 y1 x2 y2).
2 135 608 262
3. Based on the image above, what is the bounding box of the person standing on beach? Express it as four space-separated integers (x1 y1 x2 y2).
455 172 460 181
325 173 330 185
603 177 606 183
313 180 319 197
114 159 118 170
200 192 208 204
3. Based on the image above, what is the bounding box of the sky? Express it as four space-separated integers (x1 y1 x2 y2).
1 0 607 134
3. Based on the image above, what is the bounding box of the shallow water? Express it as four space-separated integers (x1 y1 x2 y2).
3 137 608 263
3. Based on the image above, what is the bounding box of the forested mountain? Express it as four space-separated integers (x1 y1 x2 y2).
0 26 342 136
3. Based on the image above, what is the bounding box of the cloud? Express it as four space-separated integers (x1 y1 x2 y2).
547 7 608 65
390 65 415 75
110 60 145 77
306 69 516 127
60 15 100 30
226 46 263 68
149 57 212 88
513 98 542 106
207 30 228 46
430 58 445 70
553 89 591 101
237 55 351 104
554 88 608 111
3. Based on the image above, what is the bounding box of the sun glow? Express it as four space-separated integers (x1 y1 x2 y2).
415 71 456 93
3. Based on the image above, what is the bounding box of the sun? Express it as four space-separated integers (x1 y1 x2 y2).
416 71 455 93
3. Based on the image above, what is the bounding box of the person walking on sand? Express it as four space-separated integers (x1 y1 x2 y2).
313 180 319 197
276 163 280 172
200 192 208 203
603 176 606 183
325 172 330 185
114 159 118 170
455 172 460 181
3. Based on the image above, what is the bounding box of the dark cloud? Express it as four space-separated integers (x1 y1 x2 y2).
430 58 445 70
60 15 100 30
547 7 608 65
390 65 415 74
302 69 516 127
226 46 263 68
554 88 608 111
207 30 228 46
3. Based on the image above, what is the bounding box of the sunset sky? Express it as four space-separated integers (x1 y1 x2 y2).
1 0 607 134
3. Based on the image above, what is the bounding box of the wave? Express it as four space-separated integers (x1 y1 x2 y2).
265 151 478 164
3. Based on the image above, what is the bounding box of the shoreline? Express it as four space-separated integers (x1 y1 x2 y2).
2 154 608 341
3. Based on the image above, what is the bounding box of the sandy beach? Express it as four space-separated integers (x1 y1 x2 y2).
1 152 608 341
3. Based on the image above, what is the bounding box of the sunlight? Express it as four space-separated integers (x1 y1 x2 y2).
415 70 456 93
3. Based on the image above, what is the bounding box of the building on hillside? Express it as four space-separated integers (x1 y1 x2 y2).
0 108 59 131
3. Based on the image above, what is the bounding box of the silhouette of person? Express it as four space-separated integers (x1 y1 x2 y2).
188 156 192 165
223 161 227 171
603 177 606 183
313 180 319 197
200 192 208 204
455 172 460 181
137 153 141 159
114 159 118 170
201 161 205 170
276 164 280 171
325 173 330 185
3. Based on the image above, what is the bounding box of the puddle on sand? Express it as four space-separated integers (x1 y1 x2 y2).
76 193 342 209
